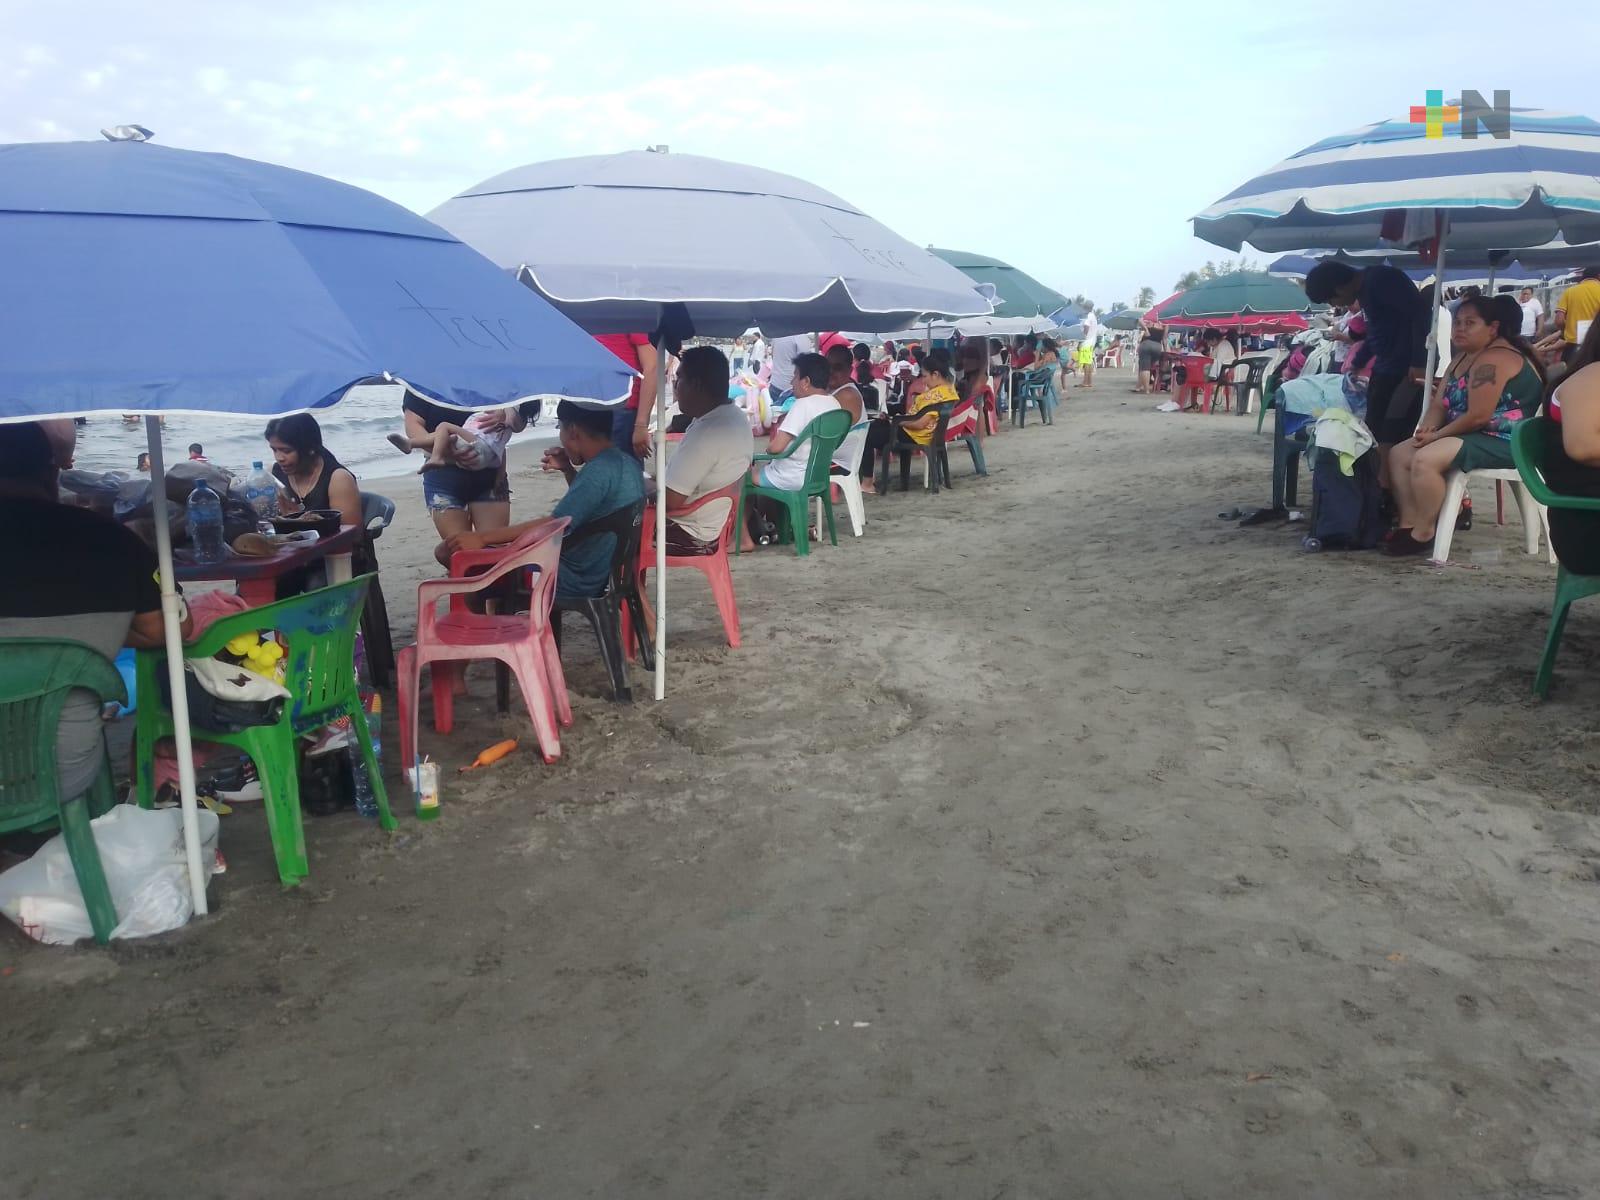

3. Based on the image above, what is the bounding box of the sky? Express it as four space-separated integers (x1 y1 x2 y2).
6 0 1598 311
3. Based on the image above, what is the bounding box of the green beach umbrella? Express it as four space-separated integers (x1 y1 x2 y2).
1153 270 1321 321
928 247 1069 319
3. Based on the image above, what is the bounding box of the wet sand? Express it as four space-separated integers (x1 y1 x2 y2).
5 368 1599 1198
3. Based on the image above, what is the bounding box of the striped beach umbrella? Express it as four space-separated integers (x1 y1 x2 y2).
1193 106 1600 254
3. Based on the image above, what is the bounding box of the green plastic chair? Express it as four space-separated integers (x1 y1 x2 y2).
1256 375 1279 435
134 576 394 886
738 407 854 557
1511 417 1600 698
0 638 126 943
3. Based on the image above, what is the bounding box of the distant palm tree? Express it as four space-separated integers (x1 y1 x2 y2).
1136 286 1156 307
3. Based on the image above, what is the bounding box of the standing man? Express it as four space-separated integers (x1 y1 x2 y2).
764 332 813 410
1304 261 1429 498
1550 267 1600 364
1517 286 1544 339
593 332 660 461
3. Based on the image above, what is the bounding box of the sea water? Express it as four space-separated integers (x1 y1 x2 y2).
69 385 560 483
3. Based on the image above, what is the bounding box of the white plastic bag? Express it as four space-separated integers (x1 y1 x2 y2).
0 804 220 945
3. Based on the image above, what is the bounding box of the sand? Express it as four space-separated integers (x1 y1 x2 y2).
4 368 1599 1198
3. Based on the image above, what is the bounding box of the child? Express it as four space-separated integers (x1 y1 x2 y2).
387 409 512 473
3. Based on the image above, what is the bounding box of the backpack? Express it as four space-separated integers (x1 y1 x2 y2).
1309 448 1382 550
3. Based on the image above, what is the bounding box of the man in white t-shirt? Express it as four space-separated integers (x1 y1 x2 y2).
1518 287 1544 339
661 346 754 552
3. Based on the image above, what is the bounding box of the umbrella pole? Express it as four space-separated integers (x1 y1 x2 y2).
144 418 209 917
653 347 668 702
1422 214 1451 390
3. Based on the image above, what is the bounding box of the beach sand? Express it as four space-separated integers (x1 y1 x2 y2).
5 370 1599 1197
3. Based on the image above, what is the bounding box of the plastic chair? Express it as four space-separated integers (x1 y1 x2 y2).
1256 375 1280 435
1011 369 1054 427
738 408 854 558
357 491 397 689
635 481 744 651
942 399 989 481
135 576 389 887
879 403 956 493
1429 467 1553 565
1231 356 1271 417
396 517 570 772
1512 418 1600 697
554 500 652 703
818 419 869 538
1174 357 1216 411
0 639 125 943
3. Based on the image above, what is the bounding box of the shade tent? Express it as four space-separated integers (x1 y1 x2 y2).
431 148 992 702
1193 107 1600 254
0 137 639 919
926 248 1070 320
428 151 991 338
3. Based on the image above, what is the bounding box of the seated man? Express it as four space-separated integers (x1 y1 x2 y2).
743 352 840 549
0 421 190 799
659 345 754 553
444 401 645 598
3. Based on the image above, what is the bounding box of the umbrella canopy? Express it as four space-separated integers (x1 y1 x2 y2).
927 248 1069 320
0 140 636 421
1269 248 1580 288
1104 308 1147 331
883 313 1064 341
1151 271 1321 322
428 149 991 337
1193 106 1600 254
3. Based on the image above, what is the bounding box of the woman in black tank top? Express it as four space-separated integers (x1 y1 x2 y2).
264 413 362 529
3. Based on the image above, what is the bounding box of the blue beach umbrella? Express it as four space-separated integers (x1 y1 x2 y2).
0 139 636 420
0 135 639 917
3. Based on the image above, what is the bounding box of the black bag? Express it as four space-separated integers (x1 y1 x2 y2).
1309 448 1382 549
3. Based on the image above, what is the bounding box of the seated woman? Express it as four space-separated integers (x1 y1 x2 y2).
264 413 367 598
266 413 362 529
875 349 960 484
1386 295 1545 556
1543 321 1600 574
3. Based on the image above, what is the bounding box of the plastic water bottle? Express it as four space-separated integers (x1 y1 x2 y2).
186 480 227 564
243 460 279 520
347 694 382 818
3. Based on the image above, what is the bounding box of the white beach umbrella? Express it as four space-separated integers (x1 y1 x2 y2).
430 148 992 700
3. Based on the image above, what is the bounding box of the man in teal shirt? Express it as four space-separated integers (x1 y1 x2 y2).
443 401 644 598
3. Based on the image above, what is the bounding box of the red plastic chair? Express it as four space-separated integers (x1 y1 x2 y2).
1174 354 1216 411
396 516 570 773
628 480 744 652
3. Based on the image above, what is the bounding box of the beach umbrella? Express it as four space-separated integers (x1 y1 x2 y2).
1193 104 1600 379
926 248 1070 320
429 150 991 337
1104 309 1146 331
430 148 992 701
0 135 638 918
1151 271 1321 323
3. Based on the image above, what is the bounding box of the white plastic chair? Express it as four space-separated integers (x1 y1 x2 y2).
1430 468 1555 564
815 419 868 537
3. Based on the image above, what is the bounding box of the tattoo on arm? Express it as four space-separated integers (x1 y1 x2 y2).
1469 361 1499 388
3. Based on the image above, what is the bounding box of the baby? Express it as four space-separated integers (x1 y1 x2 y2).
388 409 512 473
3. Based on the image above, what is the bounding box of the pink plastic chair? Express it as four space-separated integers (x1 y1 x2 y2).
396 516 570 773
628 480 743 652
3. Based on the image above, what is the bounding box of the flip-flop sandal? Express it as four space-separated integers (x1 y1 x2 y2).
1217 507 1243 520
1238 507 1290 527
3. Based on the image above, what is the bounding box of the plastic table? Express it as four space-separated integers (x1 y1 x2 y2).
174 523 360 606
